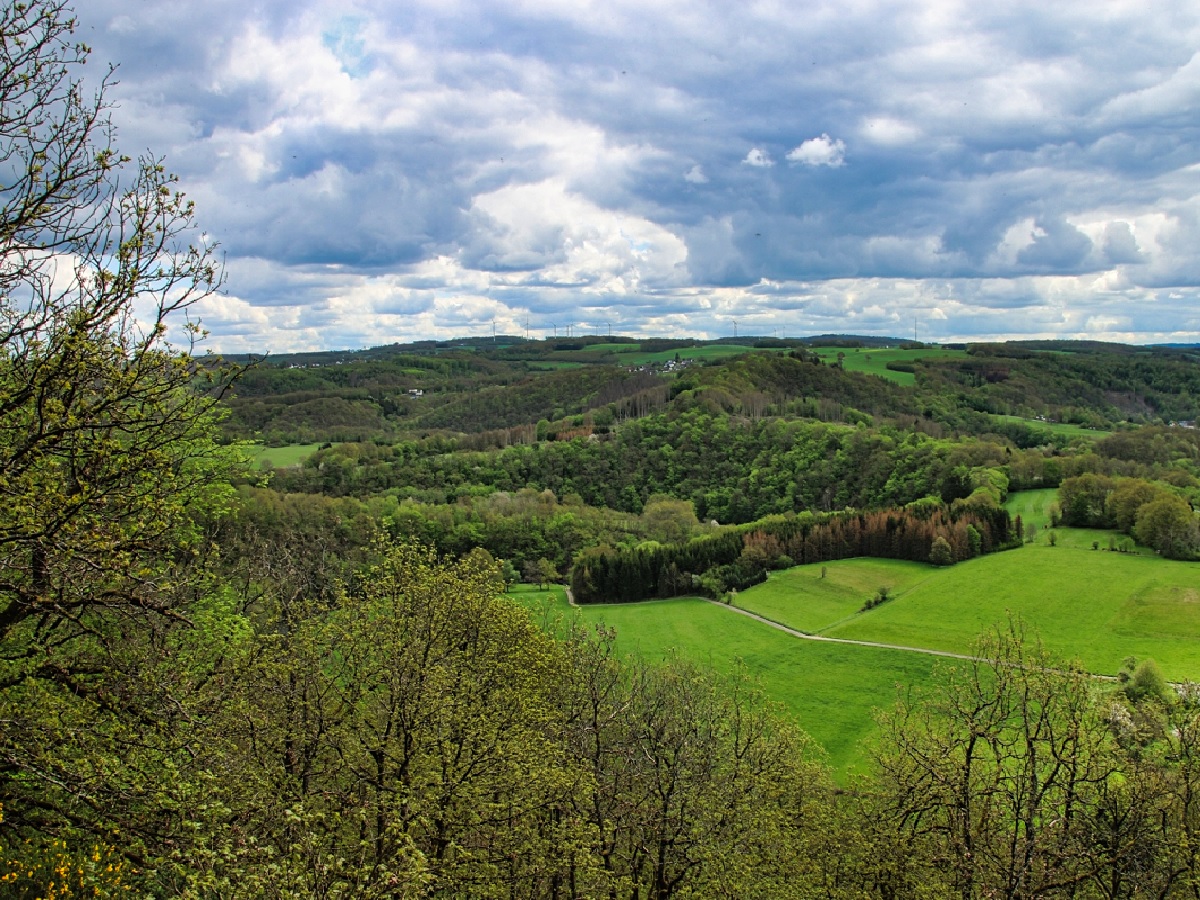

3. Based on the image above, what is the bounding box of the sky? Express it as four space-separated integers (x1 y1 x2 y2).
82 0 1200 353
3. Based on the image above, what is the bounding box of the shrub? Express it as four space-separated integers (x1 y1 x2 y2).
929 536 954 567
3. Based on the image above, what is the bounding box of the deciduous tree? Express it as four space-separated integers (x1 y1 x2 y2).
0 0 238 853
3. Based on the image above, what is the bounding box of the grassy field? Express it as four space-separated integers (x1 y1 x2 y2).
1005 488 1058 529
507 585 942 778
991 414 1110 439
248 443 324 468
509 487 1200 775
809 347 968 386
1006 488 1149 551
733 558 936 634
620 344 768 365
583 342 642 353
823 542 1200 679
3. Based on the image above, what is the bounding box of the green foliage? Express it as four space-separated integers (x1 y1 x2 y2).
1121 657 1171 704
517 587 944 779
24 3 1200 896
0 0 243 855
872 623 1123 897
1135 494 1200 559
928 535 954 566
572 503 1011 603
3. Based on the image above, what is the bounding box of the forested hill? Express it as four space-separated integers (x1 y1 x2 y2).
222 337 1200 445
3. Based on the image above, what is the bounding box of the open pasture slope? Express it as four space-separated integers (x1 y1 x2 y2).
732 558 936 634
822 543 1200 678
510 586 940 777
517 493 1200 773
991 414 1109 439
248 442 324 468
810 346 968 385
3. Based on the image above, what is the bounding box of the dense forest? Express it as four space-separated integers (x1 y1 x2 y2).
9 3 1200 897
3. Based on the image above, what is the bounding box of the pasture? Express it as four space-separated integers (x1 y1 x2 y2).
819 546 1200 680
511 488 1200 775
731 558 935 633
991 414 1110 439
809 346 968 386
248 442 324 468
508 585 942 778
620 343 767 365
1003 488 1147 550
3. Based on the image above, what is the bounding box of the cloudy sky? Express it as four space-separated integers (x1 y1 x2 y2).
84 0 1200 352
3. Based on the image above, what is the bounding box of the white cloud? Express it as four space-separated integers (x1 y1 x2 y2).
743 148 773 167
467 179 688 291
684 164 708 183
859 117 921 146
1100 51 1200 124
786 134 846 167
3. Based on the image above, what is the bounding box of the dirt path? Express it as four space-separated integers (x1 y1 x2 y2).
712 600 980 662
563 588 1125 681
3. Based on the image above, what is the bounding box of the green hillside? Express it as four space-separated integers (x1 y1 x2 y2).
511 586 941 777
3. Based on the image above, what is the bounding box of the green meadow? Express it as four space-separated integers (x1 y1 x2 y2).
991 414 1110 439
732 558 936 634
620 343 767 365
810 346 968 386
249 442 324 468
511 487 1200 774
1004 487 1058 528
508 585 942 778
509 488 1200 776
823 546 1200 678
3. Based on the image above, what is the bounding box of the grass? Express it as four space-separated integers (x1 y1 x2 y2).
1006 489 1149 551
507 584 942 779
734 559 935 633
1004 488 1058 530
581 342 642 353
991 414 1110 439
824 544 1200 679
621 344 772 365
506 487 1200 774
248 442 324 468
810 347 968 386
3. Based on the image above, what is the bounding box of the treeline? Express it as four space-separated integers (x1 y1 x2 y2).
919 345 1200 426
16 539 1200 898
220 485 715 579
269 415 1200 527
273 413 1031 522
572 501 1014 603
283 412 1200 516
1057 473 1200 559
225 339 1200 450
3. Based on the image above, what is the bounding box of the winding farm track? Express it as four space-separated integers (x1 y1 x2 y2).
563 583 975 661
710 600 981 661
